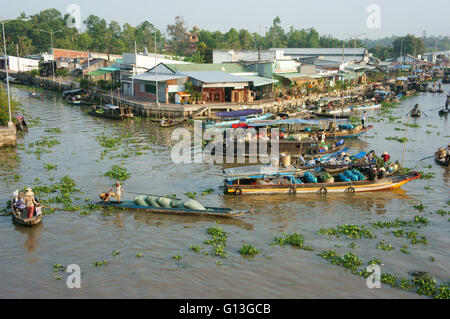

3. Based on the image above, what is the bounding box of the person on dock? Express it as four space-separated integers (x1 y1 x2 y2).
102 182 124 203
23 188 39 219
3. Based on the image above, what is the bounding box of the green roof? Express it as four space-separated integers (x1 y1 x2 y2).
86 67 119 76
165 63 246 73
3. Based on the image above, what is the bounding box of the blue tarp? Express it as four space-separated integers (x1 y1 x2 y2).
216 109 262 118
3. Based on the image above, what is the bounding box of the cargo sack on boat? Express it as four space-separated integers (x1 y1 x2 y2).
303 171 318 183
157 197 173 208
146 196 161 207
344 170 359 181
170 199 185 208
184 199 206 211
351 169 366 181
135 195 150 207
339 124 354 130
338 173 351 182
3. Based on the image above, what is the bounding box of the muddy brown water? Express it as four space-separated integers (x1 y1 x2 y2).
0 84 448 298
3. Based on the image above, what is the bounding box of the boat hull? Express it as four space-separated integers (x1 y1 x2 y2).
225 173 420 195
98 201 250 218
11 204 42 226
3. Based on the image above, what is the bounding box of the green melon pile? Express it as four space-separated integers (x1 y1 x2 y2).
134 195 206 211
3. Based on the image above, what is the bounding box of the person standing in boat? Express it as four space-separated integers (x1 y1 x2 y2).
361 111 367 129
446 144 450 164
381 152 391 167
23 188 39 219
103 182 124 203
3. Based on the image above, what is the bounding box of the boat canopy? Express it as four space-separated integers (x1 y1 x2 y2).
104 104 119 109
216 109 262 118
248 118 349 127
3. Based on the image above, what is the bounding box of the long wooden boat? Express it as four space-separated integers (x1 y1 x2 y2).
160 118 186 127
438 108 449 116
314 103 381 118
217 139 345 157
224 172 421 195
89 105 134 120
98 201 250 218
435 152 449 166
324 125 373 138
11 203 42 226
204 113 272 129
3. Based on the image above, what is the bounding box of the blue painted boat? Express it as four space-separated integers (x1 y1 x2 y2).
204 113 272 129
98 200 250 218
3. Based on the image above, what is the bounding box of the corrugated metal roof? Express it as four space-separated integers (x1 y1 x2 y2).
240 75 278 87
86 69 111 76
166 63 246 73
132 73 187 82
176 71 248 84
272 48 367 55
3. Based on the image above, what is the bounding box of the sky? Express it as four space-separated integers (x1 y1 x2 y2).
3 0 449 39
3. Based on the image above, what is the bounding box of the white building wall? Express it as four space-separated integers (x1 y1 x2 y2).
6 56 39 72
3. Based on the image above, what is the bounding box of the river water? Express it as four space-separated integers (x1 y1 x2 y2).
0 84 448 298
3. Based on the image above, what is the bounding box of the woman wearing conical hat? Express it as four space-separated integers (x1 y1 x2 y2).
23 188 38 219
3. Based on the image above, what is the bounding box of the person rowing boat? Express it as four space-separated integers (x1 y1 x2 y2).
100 182 124 203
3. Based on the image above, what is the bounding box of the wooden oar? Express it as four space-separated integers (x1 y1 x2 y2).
419 155 435 161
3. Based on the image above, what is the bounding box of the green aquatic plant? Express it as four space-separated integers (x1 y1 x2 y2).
272 233 314 250
172 255 182 260
137 253 143 258
381 273 398 287
44 128 62 134
412 201 426 212
92 260 108 267
44 162 57 171
189 246 202 253
112 250 120 257
103 165 131 181
436 210 449 216
318 224 375 239
376 241 394 251
201 188 214 196
185 192 197 199
204 226 228 258
318 250 363 273
239 244 260 257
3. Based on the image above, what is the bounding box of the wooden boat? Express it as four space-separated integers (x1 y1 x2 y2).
224 171 421 195
439 108 449 116
160 118 185 127
435 152 449 166
98 200 250 218
410 109 421 118
203 113 272 129
325 125 373 139
29 92 44 99
89 104 134 120
217 139 345 157
314 103 381 118
11 203 42 226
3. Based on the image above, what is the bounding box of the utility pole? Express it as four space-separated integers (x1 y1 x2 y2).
16 43 19 73
40 29 62 82
155 32 159 106
1 19 12 124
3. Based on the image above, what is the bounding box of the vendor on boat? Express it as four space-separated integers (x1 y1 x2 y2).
381 151 391 167
102 182 124 203
23 188 39 219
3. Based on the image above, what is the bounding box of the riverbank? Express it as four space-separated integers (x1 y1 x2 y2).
0 122 16 147
1 70 372 120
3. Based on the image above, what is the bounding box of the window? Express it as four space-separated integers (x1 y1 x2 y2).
144 83 156 94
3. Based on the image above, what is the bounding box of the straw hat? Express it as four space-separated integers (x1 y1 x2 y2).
25 188 34 196
115 181 121 186
383 151 388 155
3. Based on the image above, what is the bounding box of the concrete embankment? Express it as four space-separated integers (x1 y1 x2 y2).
0 122 16 148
